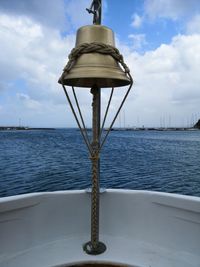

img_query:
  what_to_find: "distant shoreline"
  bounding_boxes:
[0,127,55,131]
[0,126,199,132]
[110,127,199,131]
[84,127,199,132]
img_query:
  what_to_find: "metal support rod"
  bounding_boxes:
[100,87,114,139]
[100,77,133,151]
[98,0,102,25]
[72,87,91,147]
[62,84,92,155]
[83,85,106,255]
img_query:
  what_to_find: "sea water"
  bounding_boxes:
[0,129,200,197]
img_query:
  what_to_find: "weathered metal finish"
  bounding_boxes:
[59,25,130,88]
[75,25,114,46]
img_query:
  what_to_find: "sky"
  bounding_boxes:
[0,0,200,128]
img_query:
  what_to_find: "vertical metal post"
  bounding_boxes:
[84,0,106,255]
[93,0,101,25]
[91,86,101,248]
[86,0,102,25]
[83,86,106,255]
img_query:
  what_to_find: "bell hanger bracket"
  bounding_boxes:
[86,0,102,25]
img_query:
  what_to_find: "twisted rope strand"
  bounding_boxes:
[62,42,130,77]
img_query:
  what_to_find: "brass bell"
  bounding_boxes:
[59,25,131,88]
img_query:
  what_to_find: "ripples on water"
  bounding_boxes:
[0,129,200,197]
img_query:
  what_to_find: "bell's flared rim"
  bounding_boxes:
[58,76,131,88]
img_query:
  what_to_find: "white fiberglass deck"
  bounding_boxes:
[0,190,200,267]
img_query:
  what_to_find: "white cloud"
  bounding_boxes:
[187,15,200,34]
[0,0,97,31]
[121,33,200,127]
[0,14,75,97]
[0,13,78,127]
[17,93,41,110]
[128,34,147,50]
[0,0,66,29]
[65,0,94,29]
[0,10,200,128]
[0,12,107,128]
[131,13,143,28]
[144,0,200,20]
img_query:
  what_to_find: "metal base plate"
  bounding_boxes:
[83,241,106,255]
[68,264,128,267]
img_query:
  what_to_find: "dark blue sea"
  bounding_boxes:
[0,129,200,198]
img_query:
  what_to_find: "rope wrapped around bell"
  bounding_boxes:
[58,25,132,88]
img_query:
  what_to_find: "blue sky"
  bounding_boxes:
[0,0,200,127]
[105,0,179,50]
